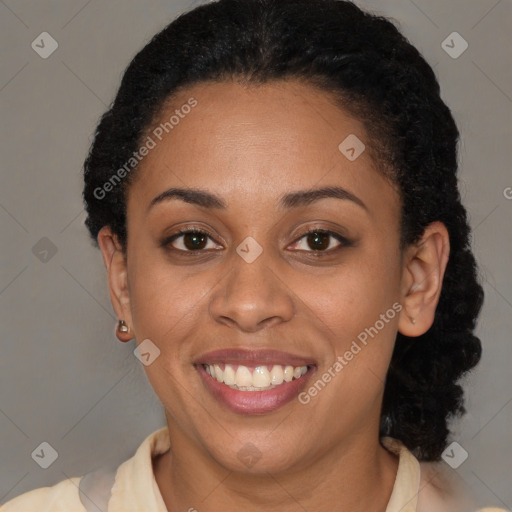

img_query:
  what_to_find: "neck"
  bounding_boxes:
[153,424,399,512]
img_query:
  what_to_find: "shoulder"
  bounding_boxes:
[417,461,509,512]
[0,476,85,512]
[381,437,508,512]
[1,464,119,512]
[475,509,511,512]
[0,427,167,512]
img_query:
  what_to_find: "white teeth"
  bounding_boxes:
[204,363,309,391]
[270,365,284,385]
[235,365,253,387]
[214,364,223,382]
[223,364,236,385]
[252,366,270,388]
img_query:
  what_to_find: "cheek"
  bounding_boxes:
[301,246,401,337]
[303,246,401,400]
[126,257,210,416]
[126,249,211,342]
[301,267,400,424]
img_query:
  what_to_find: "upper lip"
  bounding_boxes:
[194,349,316,367]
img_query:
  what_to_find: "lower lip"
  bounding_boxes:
[196,364,314,415]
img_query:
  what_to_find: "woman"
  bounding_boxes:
[2,0,507,511]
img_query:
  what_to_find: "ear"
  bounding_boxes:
[97,226,133,341]
[398,221,450,337]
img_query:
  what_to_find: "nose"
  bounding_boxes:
[209,247,295,333]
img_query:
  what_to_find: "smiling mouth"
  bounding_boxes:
[201,363,310,391]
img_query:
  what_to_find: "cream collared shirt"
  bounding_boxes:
[1,427,508,512]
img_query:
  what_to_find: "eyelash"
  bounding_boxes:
[161,227,352,256]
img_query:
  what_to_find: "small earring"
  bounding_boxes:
[118,320,129,333]
[410,317,416,324]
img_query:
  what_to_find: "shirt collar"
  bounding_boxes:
[108,427,420,512]
[108,426,170,511]
[382,436,421,512]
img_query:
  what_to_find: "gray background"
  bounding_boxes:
[1,0,511,508]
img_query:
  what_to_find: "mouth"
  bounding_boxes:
[201,362,309,390]
[194,349,316,414]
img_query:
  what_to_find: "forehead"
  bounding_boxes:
[127,80,398,216]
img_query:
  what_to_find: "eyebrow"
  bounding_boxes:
[147,185,368,213]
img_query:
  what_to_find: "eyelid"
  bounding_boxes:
[162,227,222,252]
[289,227,350,252]
[161,225,352,255]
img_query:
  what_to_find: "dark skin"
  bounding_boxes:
[98,80,450,511]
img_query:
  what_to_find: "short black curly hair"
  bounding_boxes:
[82,0,484,461]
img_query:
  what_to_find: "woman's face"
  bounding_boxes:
[119,80,407,472]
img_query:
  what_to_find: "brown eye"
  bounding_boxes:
[290,229,350,253]
[161,228,351,256]
[164,229,221,252]
[306,231,330,251]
